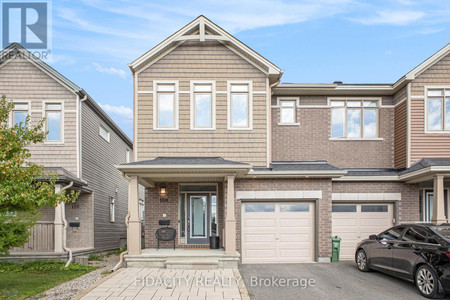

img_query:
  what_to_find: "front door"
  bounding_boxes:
[187,194,210,244]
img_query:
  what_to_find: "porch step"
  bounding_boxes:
[166,259,219,269]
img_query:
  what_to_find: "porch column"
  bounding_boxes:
[127,175,141,255]
[225,175,236,254]
[54,184,64,253]
[432,175,447,224]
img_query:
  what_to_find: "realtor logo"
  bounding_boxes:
[1,1,50,50]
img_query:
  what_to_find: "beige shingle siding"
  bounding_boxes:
[136,40,268,166]
[81,102,129,251]
[0,57,78,174]
[393,86,407,105]
[409,53,450,165]
[394,101,407,169]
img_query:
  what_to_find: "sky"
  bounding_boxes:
[31,0,450,139]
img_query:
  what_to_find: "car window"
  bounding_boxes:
[402,227,427,243]
[379,226,405,241]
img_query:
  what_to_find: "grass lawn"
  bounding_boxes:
[0,260,97,300]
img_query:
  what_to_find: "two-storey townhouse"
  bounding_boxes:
[0,43,133,262]
[118,16,450,267]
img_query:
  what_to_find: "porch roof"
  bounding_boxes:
[398,158,450,183]
[247,161,347,178]
[116,157,252,187]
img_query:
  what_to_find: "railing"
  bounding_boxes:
[11,221,55,252]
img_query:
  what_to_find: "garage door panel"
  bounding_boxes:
[242,202,314,264]
[332,203,393,260]
[332,218,357,226]
[244,234,276,242]
[244,218,276,227]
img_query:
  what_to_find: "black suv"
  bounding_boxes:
[355,224,450,298]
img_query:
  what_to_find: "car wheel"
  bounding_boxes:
[415,265,443,299]
[356,249,370,272]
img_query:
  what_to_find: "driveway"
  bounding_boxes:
[239,261,450,300]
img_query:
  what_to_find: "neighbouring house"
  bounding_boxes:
[0,43,135,261]
[116,15,450,267]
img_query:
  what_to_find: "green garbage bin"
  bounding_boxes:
[331,236,341,262]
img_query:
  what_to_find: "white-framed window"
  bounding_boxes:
[109,197,115,223]
[227,81,252,130]
[126,149,131,163]
[426,88,450,132]
[278,98,298,125]
[11,102,29,127]
[154,81,178,130]
[139,199,145,223]
[45,103,63,143]
[191,81,215,130]
[99,124,110,142]
[330,99,379,139]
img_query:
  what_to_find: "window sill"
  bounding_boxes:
[44,141,65,145]
[329,138,384,141]
[424,130,450,134]
[190,127,216,131]
[227,127,253,131]
[278,122,300,126]
[153,127,179,131]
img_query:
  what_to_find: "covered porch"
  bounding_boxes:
[117,157,252,268]
[399,159,450,224]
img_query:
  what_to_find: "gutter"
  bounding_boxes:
[60,181,74,268]
[111,173,131,272]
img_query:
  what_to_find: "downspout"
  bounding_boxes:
[59,181,74,267]
[111,213,130,272]
[111,173,131,272]
[267,79,280,167]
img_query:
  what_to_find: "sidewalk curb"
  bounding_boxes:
[234,268,251,300]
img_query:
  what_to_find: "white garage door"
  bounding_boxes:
[332,203,394,260]
[241,202,314,264]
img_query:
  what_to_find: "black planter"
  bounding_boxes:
[210,236,220,249]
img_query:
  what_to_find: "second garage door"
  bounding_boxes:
[241,202,314,264]
[332,203,394,260]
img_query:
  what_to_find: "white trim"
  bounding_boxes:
[129,16,282,75]
[237,190,322,200]
[407,83,411,168]
[266,78,271,168]
[332,193,401,201]
[134,73,138,161]
[76,94,80,177]
[329,137,384,141]
[153,80,179,130]
[99,123,110,143]
[327,96,382,105]
[215,91,227,94]
[333,176,399,181]
[405,44,450,80]
[277,97,299,125]
[227,81,253,130]
[9,100,31,127]
[252,91,267,95]
[137,90,153,94]
[190,80,216,130]
[42,100,64,145]
[423,86,450,134]
[411,95,425,99]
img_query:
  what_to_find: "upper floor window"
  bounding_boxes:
[279,99,297,124]
[427,88,450,132]
[228,82,252,130]
[45,103,62,142]
[192,82,215,129]
[99,124,110,142]
[12,103,29,127]
[331,99,379,139]
[155,82,178,129]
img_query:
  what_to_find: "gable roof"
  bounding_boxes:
[0,43,132,147]
[129,15,283,82]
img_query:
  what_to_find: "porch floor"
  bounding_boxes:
[124,248,240,269]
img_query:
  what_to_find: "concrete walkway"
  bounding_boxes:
[78,268,244,300]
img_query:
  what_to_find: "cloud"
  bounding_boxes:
[416,27,445,35]
[351,10,425,25]
[98,103,133,120]
[92,62,127,78]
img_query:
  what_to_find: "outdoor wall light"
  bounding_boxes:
[160,185,167,196]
